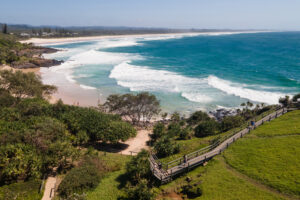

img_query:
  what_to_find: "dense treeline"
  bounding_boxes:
[0,70,136,185]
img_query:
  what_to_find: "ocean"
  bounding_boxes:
[41,32,300,114]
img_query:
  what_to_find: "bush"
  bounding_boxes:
[167,122,182,137]
[221,115,244,132]
[187,111,211,125]
[125,179,154,200]
[195,120,219,138]
[125,150,151,185]
[179,127,193,140]
[58,161,101,197]
[182,184,202,198]
[154,136,180,158]
[150,123,166,144]
[292,93,300,102]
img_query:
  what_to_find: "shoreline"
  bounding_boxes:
[21,31,265,45]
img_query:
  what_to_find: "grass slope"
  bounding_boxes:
[86,152,131,200]
[160,157,283,200]
[224,110,300,196]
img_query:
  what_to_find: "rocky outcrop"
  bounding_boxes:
[12,58,63,69]
[11,47,63,69]
[209,108,238,121]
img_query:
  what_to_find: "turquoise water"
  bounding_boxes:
[44,32,300,114]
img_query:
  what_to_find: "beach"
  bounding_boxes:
[19,31,299,113]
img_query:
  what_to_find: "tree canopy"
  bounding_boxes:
[103,92,161,125]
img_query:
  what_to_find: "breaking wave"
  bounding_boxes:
[110,61,285,104]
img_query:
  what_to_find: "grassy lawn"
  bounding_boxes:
[159,157,284,200]
[87,169,127,200]
[224,110,300,196]
[0,179,43,200]
[86,152,131,200]
[251,110,300,137]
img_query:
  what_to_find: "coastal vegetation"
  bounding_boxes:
[156,109,300,199]
[0,70,136,199]
[102,92,161,125]
[0,66,300,199]
[0,33,61,68]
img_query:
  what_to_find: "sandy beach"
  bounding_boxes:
[21,31,263,45]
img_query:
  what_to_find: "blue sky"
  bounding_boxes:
[1,0,300,30]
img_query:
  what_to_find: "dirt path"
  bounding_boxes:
[42,176,57,200]
[120,129,151,155]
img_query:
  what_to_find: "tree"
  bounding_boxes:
[170,112,180,122]
[221,115,244,132]
[195,120,219,138]
[0,143,43,184]
[187,110,210,125]
[103,92,160,125]
[292,93,300,102]
[2,24,8,34]
[179,127,193,140]
[150,122,166,144]
[154,136,180,158]
[0,70,56,100]
[279,96,290,107]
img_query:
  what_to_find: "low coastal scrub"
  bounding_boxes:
[0,179,43,200]
[58,157,103,197]
[0,70,136,195]
[0,33,61,68]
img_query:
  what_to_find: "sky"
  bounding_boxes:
[1,0,300,30]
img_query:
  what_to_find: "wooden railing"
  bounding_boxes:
[149,107,289,183]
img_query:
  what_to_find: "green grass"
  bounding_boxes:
[86,152,131,200]
[159,157,284,200]
[159,108,277,165]
[87,169,127,200]
[0,179,43,200]
[224,110,300,196]
[224,136,300,196]
[251,110,300,137]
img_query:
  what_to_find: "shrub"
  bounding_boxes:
[187,111,210,125]
[221,115,244,132]
[182,184,202,198]
[167,122,181,137]
[150,122,166,144]
[125,150,151,185]
[58,162,101,197]
[195,120,219,138]
[125,179,154,200]
[154,136,180,158]
[179,127,193,140]
[292,93,300,102]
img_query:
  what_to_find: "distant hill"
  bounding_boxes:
[0,23,251,38]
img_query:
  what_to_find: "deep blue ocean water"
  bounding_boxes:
[44,32,300,113]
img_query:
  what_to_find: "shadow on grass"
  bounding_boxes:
[90,142,129,153]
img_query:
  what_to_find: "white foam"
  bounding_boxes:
[207,75,285,104]
[79,84,97,90]
[96,38,140,48]
[109,61,212,103]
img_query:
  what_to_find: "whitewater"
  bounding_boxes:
[41,32,300,113]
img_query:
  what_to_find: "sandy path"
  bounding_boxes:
[120,129,151,155]
[42,176,57,200]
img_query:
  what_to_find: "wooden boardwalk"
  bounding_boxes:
[149,108,288,183]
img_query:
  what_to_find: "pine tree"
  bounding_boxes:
[2,24,8,34]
